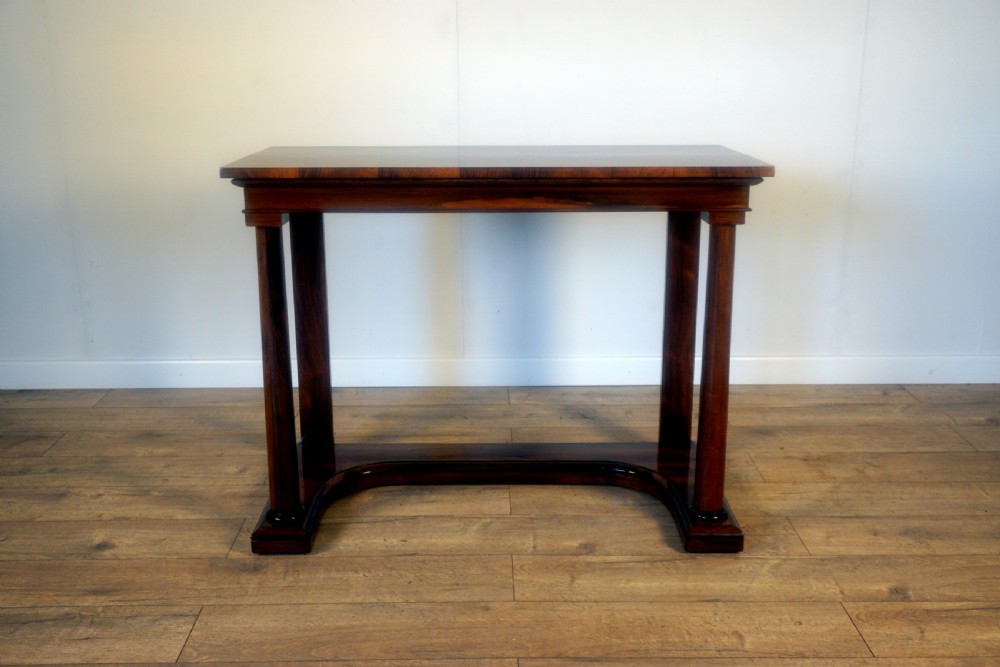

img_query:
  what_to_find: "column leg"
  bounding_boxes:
[254,224,301,524]
[289,212,335,501]
[658,211,701,487]
[693,213,741,520]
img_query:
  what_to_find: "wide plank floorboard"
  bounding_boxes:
[179,601,870,661]
[0,555,514,606]
[0,605,199,664]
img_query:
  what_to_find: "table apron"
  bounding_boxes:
[234,179,759,223]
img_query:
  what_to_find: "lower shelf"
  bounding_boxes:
[249,441,743,555]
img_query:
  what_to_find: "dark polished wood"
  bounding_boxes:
[220,145,775,180]
[695,217,741,520]
[222,146,774,554]
[289,213,335,501]
[658,210,701,491]
[253,225,300,525]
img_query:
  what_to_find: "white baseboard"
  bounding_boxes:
[1,355,998,389]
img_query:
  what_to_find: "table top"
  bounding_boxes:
[220,145,774,180]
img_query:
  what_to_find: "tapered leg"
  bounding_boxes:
[254,225,301,524]
[658,211,701,487]
[290,213,335,501]
[694,213,741,520]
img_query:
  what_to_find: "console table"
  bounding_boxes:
[220,146,774,554]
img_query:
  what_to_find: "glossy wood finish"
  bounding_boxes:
[289,212,335,502]
[694,217,740,520]
[658,210,700,483]
[222,146,774,554]
[253,226,299,525]
[220,145,776,180]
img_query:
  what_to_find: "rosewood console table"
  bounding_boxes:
[220,146,774,554]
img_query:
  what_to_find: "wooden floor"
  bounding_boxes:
[0,384,997,665]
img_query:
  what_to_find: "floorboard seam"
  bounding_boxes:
[176,604,204,662]
[841,600,876,658]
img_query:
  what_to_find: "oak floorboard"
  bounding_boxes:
[0,433,61,457]
[0,485,264,521]
[45,430,265,457]
[790,516,1000,556]
[830,556,1000,602]
[0,406,266,432]
[0,389,108,409]
[174,662,516,667]
[333,386,510,406]
[512,425,658,444]
[143,663,514,667]
[0,555,513,607]
[845,602,1000,657]
[0,605,199,664]
[521,659,1000,666]
[728,424,975,453]
[514,555,844,602]
[335,427,513,444]
[0,519,242,560]
[512,483,996,546]
[904,384,1000,404]
[331,403,659,429]
[507,484,714,516]
[729,384,916,407]
[506,490,802,529]
[517,423,976,453]
[19,662,518,667]
[927,402,1000,425]
[726,481,991,516]
[903,384,1000,426]
[727,403,951,428]
[734,516,814,556]
[178,601,870,661]
[509,386,659,405]
[953,424,1000,451]
[324,485,512,517]
[97,387,265,408]
[0,455,265,487]
[977,482,1000,498]
[513,555,999,603]
[750,451,999,483]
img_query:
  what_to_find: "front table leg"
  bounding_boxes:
[251,222,313,553]
[686,211,744,551]
[289,213,335,501]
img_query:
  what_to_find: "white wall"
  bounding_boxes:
[1,0,998,389]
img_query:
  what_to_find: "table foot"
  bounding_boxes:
[678,498,744,553]
[250,495,323,555]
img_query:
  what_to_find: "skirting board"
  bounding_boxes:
[1,355,998,389]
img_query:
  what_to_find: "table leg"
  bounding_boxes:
[254,225,301,525]
[694,213,741,521]
[658,211,701,488]
[289,213,335,501]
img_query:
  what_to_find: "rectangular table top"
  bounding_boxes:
[220,145,774,181]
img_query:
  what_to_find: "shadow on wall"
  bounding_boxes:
[454,210,666,385]
[316,210,667,387]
